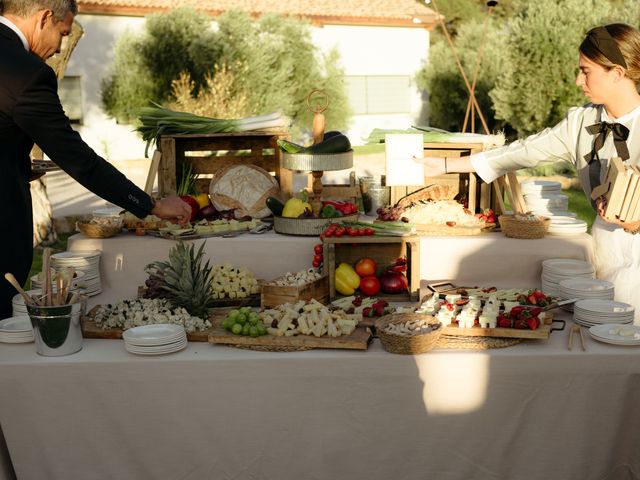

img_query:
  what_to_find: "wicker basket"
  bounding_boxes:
[375,313,443,354]
[77,221,122,239]
[498,214,550,239]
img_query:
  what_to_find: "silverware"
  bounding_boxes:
[568,324,586,351]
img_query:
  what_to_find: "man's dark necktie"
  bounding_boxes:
[584,121,630,207]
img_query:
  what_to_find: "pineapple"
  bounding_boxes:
[145,241,213,319]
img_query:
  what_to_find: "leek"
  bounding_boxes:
[136,104,290,157]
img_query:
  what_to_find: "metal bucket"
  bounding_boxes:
[360,176,386,215]
[26,302,84,356]
[365,187,390,216]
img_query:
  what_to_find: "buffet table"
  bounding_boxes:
[1,324,639,480]
[66,230,595,307]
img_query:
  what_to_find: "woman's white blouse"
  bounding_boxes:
[471,103,640,199]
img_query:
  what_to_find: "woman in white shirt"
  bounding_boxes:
[419,24,640,312]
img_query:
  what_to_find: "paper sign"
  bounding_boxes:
[384,134,425,186]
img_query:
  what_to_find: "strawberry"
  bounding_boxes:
[362,307,372,317]
[513,318,527,329]
[527,294,538,305]
[374,303,386,316]
[497,315,512,328]
[526,317,540,330]
[352,296,363,307]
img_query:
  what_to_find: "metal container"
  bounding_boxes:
[26,302,84,356]
[360,176,386,215]
[365,187,390,216]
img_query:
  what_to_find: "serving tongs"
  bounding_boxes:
[568,324,586,351]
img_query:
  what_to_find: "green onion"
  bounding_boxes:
[136,104,290,157]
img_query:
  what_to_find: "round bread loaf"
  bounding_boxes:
[209,164,280,218]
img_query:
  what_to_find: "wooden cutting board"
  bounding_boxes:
[81,305,229,342]
[441,323,551,339]
[208,320,372,350]
[413,223,495,236]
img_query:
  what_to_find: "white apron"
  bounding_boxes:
[592,216,640,323]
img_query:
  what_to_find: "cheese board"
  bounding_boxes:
[208,319,372,350]
[81,305,221,342]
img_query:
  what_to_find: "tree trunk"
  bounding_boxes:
[30,21,84,247]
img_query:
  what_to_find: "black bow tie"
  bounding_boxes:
[584,121,630,163]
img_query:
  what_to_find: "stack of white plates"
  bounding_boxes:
[573,299,635,327]
[521,180,562,196]
[0,316,34,343]
[12,289,42,317]
[547,216,588,236]
[557,278,614,311]
[31,270,86,290]
[588,324,640,346]
[521,180,574,218]
[122,324,187,355]
[541,259,595,296]
[51,251,102,296]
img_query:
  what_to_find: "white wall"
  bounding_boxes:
[311,25,430,144]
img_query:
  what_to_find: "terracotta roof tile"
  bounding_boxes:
[77,0,441,27]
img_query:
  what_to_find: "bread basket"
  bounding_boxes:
[375,313,442,354]
[498,214,550,239]
[76,220,121,239]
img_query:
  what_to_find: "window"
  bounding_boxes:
[344,75,412,115]
[58,76,83,124]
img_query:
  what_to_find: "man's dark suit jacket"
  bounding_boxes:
[0,22,153,318]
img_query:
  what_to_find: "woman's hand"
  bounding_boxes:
[412,156,447,177]
[596,195,640,232]
[151,196,192,225]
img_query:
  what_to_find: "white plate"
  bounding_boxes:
[125,339,187,355]
[123,324,186,345]
[0,335,34,344]
[588,324,640,345]
[124,332,186,347]
[559,278,614,292]
[0,316,32,333]
[574,299,634,315]
[542,259,594,275]
[51,251,101,260]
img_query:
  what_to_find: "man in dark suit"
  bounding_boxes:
[0,0,191,318]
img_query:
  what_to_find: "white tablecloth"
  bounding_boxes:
[1,322,639,480]
[66,231,595,307]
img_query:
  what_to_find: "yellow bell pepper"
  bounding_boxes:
[193,193,211,209]
[282,198,312,218]
[335,263,360,296]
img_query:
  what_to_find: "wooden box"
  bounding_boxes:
[592,156,640,222]
[323,236,420,302]
[261,275,329,308]
[158,131,288,196]
[390,142,497,214]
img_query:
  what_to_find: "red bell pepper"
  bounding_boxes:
[322,200,357,215]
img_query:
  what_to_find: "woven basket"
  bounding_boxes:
[77,221,121,239]
[498,214,550,239]
[375,313,443,354]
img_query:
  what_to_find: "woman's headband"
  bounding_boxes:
[581,26,627,69]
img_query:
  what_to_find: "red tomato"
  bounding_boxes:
[312,259,321,268]
[314,244,323,255]
[359,276,381,296]
[355,258,377,277]
[364,228,375,236]
[313,254,323,263]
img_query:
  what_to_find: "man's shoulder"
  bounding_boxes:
[0,37,52,92]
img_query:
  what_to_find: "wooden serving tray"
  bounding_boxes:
[208,319,372,350]
[374,220,494,236]
[81,305,236,342]
[441,323,551,340]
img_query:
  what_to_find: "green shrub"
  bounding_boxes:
[101,7,350,134]
[489,0,634,136]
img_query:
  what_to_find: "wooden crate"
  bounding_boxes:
[323,236,420,302]
[261,275,329,308]
[157,131,288,196]
[390,142,496,214]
